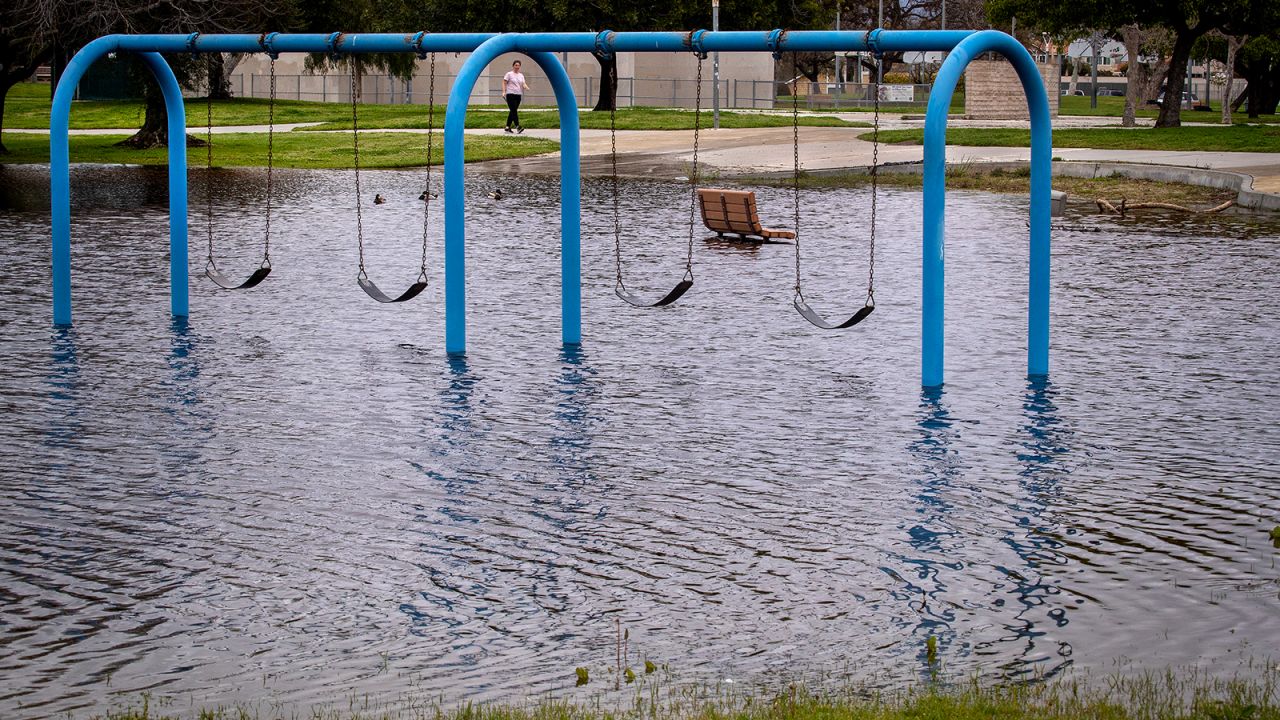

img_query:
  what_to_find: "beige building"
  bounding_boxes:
[229,50,776,108]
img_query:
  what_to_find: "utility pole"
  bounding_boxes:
[1090,32,1100,109]
[877,0,884,85]
[833,3,842,108]
[712,0,720,129]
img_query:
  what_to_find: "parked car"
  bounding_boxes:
[1098,88,1126,97]
[1155,90,1199,105]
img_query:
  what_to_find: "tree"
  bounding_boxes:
[989,0,1279,128]
[25,0,296,149]
[1235,33,1280,117]
[0,0,51,154]
[1119,24,1171,127]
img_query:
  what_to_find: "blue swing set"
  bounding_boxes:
[47,29,1053,388]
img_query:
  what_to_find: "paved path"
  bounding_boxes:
[14,115,1278,199]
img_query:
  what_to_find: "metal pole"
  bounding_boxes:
[712,0,720,129]
[51,39,190,325]
[834,3,842,107]
[878,0,885,85]
[444,36,583,353]
[1091,32,1099,109]
[923,30,1051,386]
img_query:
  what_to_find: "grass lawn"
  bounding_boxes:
[1057,94,1280,124]
[871,124,1280,152]
[3,82,865,131]
[0,131,557,169]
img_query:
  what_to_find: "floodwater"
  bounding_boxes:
[0,164,1278,718]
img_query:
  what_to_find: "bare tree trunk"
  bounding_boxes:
[116,82,202,149]
[208,52,233,100]
[116,85,169,148]
[0,84,9,155]
[592,53,617,112]
[1221,34,1246,125]
[1156,30,1199,128]
[1068,54,1080,94]
[1121,26,1143,127]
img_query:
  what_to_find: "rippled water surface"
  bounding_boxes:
[1,164,1278,718]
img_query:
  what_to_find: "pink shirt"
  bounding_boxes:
[503,71,525,95]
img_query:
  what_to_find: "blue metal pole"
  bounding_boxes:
[137,52,191,319]
[51,41,191,324]
[50,36,119,326]
[92,30,980,56]
[527,51,582,347]
[444,36,585,354]
[921,30,1051,387]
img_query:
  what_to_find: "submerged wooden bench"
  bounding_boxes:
[697,188,796,241]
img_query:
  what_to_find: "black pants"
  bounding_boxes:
[505,94,522,128]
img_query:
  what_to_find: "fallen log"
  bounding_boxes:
[1095,197,1235,214]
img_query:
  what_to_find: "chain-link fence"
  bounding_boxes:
[231,72,935,110]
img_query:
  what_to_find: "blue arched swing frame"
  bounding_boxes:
[48,29,1051,388]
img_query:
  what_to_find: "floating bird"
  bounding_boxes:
[487,189,504,200]
[374,194,387,205]
[419,190,438,201]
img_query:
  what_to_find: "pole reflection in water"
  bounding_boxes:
[550,345,600,493]
[400,356,487,661]
[46,329,82,450]
[986,378,1075,677]
[894,387,964,676]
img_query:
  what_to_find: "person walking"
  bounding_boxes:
[502,60,530,134]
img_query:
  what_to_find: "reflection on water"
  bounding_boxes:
[0,165,1278,717]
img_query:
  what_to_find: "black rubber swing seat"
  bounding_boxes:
[359,276,429,304]
[794,298,875,330]
[616,278,693,308]
[206,265,272,290]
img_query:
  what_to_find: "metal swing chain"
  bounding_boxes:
[205,54,216,272]
[350,59,367,280]
[791,53,803,299]
[867,59,879,307]
[263,55,275,269]
[419,51,436,284]
[683,56,703,277]
[610,96,624,289]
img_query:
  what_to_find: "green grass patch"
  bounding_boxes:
[1054,94,1279,124]
[4,82,864,132]
[871,124,1280,152]
[0,131,556,169]
[747,166,1235,208]
[71,666,1280,720]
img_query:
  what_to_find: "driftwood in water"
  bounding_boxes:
[1095,196,1235,216]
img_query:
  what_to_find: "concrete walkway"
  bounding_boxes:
[15,115,1278,205]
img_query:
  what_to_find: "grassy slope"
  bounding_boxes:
[0,131,556,169]
[871,125,1280,152]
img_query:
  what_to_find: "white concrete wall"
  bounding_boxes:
[228,50,776,108]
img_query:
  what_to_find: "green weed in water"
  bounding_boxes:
[575,667,589,686]
[1270,525,1280,548]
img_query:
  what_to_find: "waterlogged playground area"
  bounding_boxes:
[1,28,1278,720]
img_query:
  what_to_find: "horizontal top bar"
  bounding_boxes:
[109,30,978,56]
